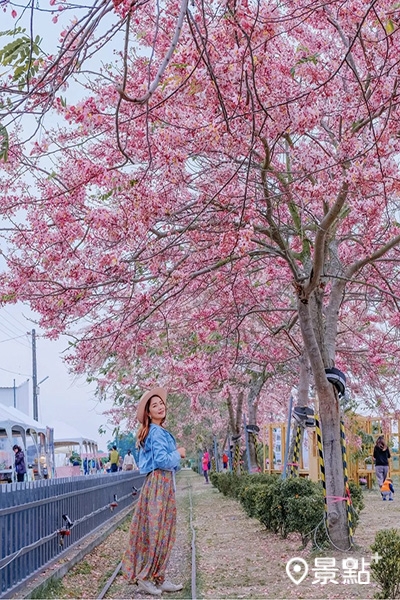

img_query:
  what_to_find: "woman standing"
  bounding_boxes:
[122,387,185,596]
[12,445,26,482]
[373,435,391,488]
[202,451,210,483]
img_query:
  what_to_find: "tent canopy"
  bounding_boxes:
[54,421,98,456]
[0,404,47,436]
[0,405,49,480]
[52,421,97,447]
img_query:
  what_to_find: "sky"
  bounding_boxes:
[0,302,115,450]
[0,5,123,450]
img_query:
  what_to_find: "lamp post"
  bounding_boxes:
[36,376,49,422]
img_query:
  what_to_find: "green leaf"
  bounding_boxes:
[386,19,395,34]
[0,31,43,88]
[0,292,15,301]
[0,123,9,162]
[171,62,189,68]
[0,27,27,38]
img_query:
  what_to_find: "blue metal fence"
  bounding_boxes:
[0,471,145,597]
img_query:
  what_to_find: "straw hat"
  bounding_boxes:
[136,387,168,424]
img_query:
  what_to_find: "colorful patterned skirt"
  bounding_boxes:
[122,469,176,584]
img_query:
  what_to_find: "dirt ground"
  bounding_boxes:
[43,470,400,599]
[192,474,397,600]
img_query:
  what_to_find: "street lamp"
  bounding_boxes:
[37,375,49,396]
[35,376,49,421]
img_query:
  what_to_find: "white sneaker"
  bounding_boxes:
[158,581,183,593]
[137,579,162,596]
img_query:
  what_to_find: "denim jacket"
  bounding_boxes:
[138,424,181,475]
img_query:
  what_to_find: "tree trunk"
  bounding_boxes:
[298,298,350,550]
[287,350,310,474]
[247,372,267,472]
[226,391,244,474]
[248,398,260,471]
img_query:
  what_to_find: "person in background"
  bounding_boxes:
[202,451,209,484]
[109,445,119,473]
[222,452,229,470]
[118,455,124,471]
[83,457,89,475]
[122,449,137,471]
[373,435,391,488]
[13,445,26,483]
[122,387,185,596]
[381,477,395,501]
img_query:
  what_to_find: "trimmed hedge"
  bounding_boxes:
[210,472,364,548]
[371,529,400,599]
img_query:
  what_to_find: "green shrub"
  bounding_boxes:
[228,473,255,497]
[254,478,283,534]
[370,529,400,599]
[348,481,364,529]
[254,477,327,546]
[210,472,234,496]
[211,471,364,549]
[348,481,364,511]
[241,472,275,486]
[284,494,326,547]
[210,471,252,497]
[209,471,219,488]
[238,483,267,518]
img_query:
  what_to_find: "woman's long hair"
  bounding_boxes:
[375,435,387,451]
[136,396,166,448]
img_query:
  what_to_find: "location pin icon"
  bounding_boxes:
[286,557,309,585]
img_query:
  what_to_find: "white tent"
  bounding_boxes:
[52,421,99,471]
[0,405,49,481]
[0,404,48,436]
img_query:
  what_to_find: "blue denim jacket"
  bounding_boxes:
[138,423,181,474]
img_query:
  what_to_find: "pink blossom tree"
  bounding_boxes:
[2,0,400,547]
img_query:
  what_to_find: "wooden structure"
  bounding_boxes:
[261,422,319,480]
[348,415,400,488]
[260,415,400,488]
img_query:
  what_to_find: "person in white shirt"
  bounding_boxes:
[122,449,137,471]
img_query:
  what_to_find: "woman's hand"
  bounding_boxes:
[177,447,186,458]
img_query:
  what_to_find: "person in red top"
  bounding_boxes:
[202,451,209,483]
[222,452,229,470]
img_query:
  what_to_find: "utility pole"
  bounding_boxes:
[31,328,38,421]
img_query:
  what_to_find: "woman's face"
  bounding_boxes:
[148,396,166,425]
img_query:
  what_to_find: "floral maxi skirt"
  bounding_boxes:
[122,469,176,584]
